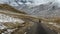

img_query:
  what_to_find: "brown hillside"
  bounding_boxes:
[0,4,26,14]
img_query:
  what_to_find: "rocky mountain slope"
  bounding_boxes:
[1,0,60,18]
[0,0,60,34]
[0,4,40,34]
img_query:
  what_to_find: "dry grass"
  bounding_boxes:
[0,4,26,14]
[40,17,60,34]
[41,17,60,24]
[0,4,39,34]
[1,4,60,34]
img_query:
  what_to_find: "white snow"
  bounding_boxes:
[9,2,19,6]
[2,33,5,34]
[18,2,23,5]
[0,0,8,3]
[0,14,24,24]
[0,13,25,34]
[49,22,54,24]
[0,0,54,6]
[0,24,6,29]
[1,0,60,7]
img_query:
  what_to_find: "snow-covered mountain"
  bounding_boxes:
[0,0,54,6]
[0,0,59,7]
[1,0,60,17]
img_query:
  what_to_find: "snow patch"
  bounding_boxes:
[9,2,19,6]
[0,14,24,24]
[49,22,54,24]
[0,24,6,29]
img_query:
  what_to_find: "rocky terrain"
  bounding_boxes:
[0,1,60,34]
[0,4,40,34]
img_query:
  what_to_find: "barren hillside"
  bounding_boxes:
[0,4,60,34]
